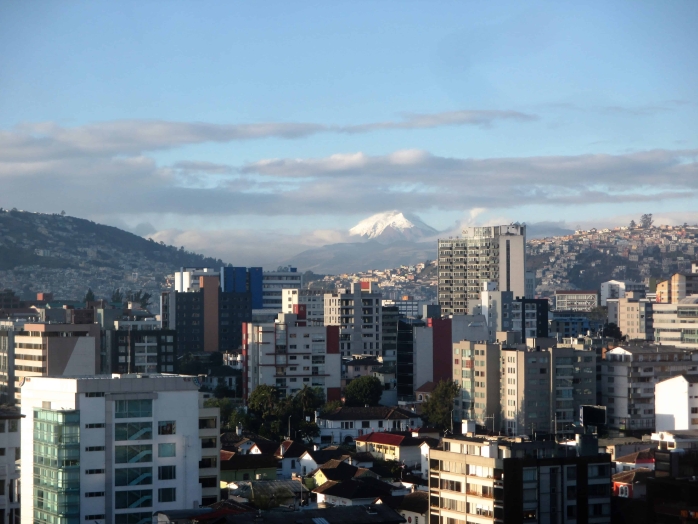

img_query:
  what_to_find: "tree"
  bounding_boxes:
[344,376,383,407]
[111,288,124,303]
[587,306,608,322]
[320,399,343,415]
[640,214,654,229]
[248,385,279,418]
[421,380,461,431]
[84,288,95,303]
[204,397,236,426]
[126,289,152,309]
[629,220,636,228]
[603,323,623,340]
[294,385,324,415]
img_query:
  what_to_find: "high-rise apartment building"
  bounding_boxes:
[20,374,220,524]
[599,280,646,306]
[654,297,698,348]
[601,345,698,432]
[242,311,341,401]
[429,434,612,524]
[283,289,325,324]
[452,341,500,428]
[0,407,21,524]
[5,323,100,405]
[103,321,177,375]
[381,305,399,364]
[324,282,382,358]
[161,274,252,354]
[262,267,302,311]
[606,294,654,341]
[655,272,698,304]
[554,291,599,312]
[501,344,596,438]
[438,225,526,315]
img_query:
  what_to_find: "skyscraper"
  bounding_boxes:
[438,224,526,315]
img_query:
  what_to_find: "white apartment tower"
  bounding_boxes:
[243,312,342,402]
[324,282,382,358]
[21,374,221,524]
[283,289,325,324]
[438,225,526,316]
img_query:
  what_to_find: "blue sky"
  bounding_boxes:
[1,1,696,264]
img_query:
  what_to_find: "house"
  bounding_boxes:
[355,432,437,468]
[612,468,653,499]
[249,438,281,455]
[414,382,436,403]
[309,458,378,488]
[219,451,279,483]
[397,491,429,524]
[298,447,350,476]
[597,437,649,461]
[273,440,308,479]
[221,433,278,454]
[226,479,311,509]
[614,449,655,472]
[316,406,423,445]
[313,477,400,506]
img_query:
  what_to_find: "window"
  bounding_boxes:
[158,443,176,457]
[200,457,217,469]
[85,446,105,452]
[115,399,152,419]
[86,469,105,475]
[85,423,105,428]
[8,420,17,432]
[566,466,577,481]
[158,487,176,503]
[115,422,152,441]
[85,392,105,397]
[199,418,217,429]
[85,492,105,497]
[159,465,176,480]
[201,437,217,449]
[378,421,383,428]
[200,476,217,488]
[522,468,537,481]
[115,489,153,509]
[85,516,105,521]
[115,467,152,486]
[362,421,370,428]
[115,445,152,464]
[158,420,176,435]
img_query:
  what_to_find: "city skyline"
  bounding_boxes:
[1,1,697,266]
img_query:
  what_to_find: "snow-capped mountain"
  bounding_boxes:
[349,210,438,243]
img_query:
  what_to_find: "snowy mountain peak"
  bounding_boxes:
[349,210,437,243]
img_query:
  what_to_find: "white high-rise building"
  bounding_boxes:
[599,280,646,306]
[21,374,221,524]
[324,282,382,358]
[438,225,526,316]
[262,267,302,311]
[282,289,325,324]
[655,374,698,431]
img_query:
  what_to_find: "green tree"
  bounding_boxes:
[640,214,654,229]
[587,306,607,322]
[84,288,95,303]
[320,399,343,415]
[344,376,383,407]
[248,385,279,418]
[603,323,623,340]
[421,380,461,431]
[294,385,324,415]
[126,289,152,309]
[204,397,236,426]
[629,219,636,228]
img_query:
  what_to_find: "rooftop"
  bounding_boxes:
[321,406,418,421]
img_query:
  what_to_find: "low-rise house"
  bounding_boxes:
[315,406,423,445]
[313,477,400,506]
[614,449,655,472]
[298,447,350,476]
[220,451,279,483]
[612,468,653,499]
[355,432,437,468]
[597,437,650,461]
[274,440,307,479]
[309,459,377,488]
[397,491,429,524]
